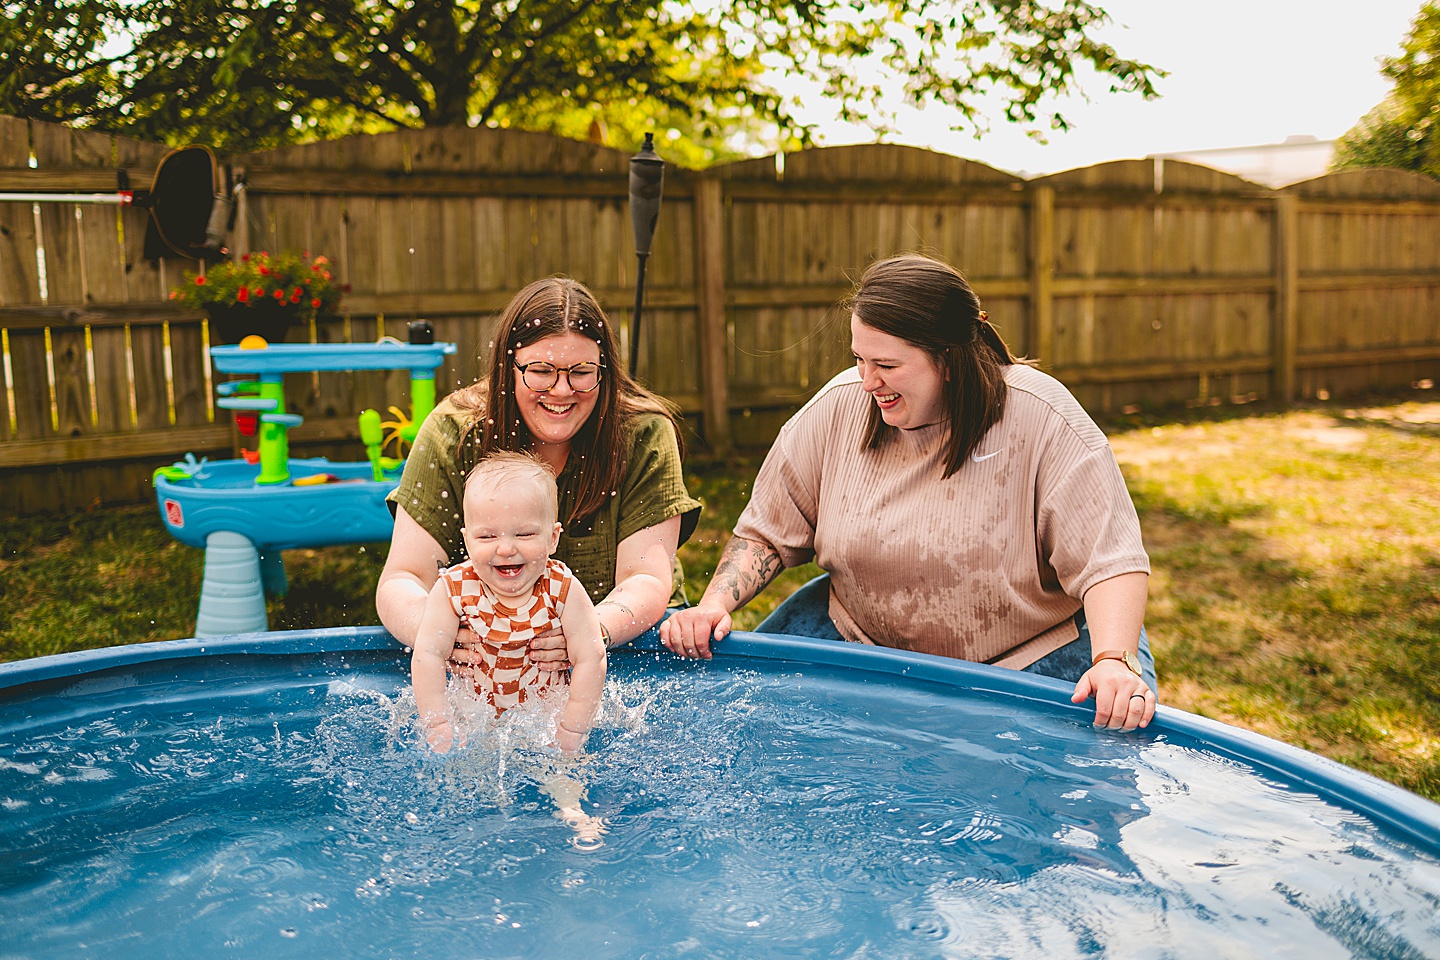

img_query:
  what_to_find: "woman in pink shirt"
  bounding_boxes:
[660,254,1157,732]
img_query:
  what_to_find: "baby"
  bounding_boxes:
[411,450,606,755]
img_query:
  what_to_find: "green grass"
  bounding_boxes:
[3,392,1438,800]
[0,509,389,662]
[1107,399,1440,801]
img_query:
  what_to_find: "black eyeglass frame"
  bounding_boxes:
[513,360,605,393]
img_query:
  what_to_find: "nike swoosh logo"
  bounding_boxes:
[972,449,1004,462]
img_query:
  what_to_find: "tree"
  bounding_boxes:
[1,0,1159,163]
[1334,2,1440,178]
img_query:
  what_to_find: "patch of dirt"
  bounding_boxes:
[1111,439,1241,467]
[1288,425,1367,448]
[1336,401,1440,437]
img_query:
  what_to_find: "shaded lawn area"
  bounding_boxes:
[2,395,1437,800]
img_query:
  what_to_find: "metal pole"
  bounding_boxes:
[0,192,135,204]
[630,253,649,373]
[628,133,665,375]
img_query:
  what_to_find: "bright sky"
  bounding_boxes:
[798,0,1424,177]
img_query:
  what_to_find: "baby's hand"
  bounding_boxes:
[423,718,460,753]
[555,722,588,754]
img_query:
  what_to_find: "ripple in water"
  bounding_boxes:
[1,649,1437,959]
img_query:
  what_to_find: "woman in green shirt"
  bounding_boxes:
[376,276,701,659]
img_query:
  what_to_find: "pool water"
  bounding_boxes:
[2,645,1438,959]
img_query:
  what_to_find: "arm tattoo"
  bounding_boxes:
[709,536,785,608]
[597,600,637,624]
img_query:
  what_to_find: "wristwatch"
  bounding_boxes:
[1091,649,1143,678]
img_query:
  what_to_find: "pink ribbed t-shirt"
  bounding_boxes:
[733,364,1149,668]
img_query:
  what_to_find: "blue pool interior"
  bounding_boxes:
[2,629,1438,959]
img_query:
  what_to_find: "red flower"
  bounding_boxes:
[168,290,177,300]
[237,286,249,303]
[252,286,264,297]
[273,289,285,300]
[310,297,321,308]
[195,275,206,285]
[259,265,271,276]
[240,253,250,262]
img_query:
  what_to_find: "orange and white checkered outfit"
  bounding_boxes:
[440,557,573,714]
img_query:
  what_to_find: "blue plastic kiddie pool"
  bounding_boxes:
[2,628,1437,958]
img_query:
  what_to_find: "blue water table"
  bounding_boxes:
[153,334,456,637]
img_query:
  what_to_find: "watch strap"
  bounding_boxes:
[1091,648,1142,678]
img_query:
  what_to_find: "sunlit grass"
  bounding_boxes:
[1111,405,1440,800]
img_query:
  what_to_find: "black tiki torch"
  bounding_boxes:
[628,133,665,375]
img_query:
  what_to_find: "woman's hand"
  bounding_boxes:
[1075,572,1153,730]
[659,535,781,660]
[1071,659,1155,731]
[659,601,732,659]
[527,622,572,672]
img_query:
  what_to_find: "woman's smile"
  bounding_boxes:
[850,315,947,429]
[513,332,602,465]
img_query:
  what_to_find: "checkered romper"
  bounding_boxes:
[440,557,574,714]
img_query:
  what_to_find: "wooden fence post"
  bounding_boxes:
[693,175,732,455]
[1273,194,1299,403]
[1028,185,1055,368]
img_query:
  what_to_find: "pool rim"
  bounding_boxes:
[3,625,1438,854]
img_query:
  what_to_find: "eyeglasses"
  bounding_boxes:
[514,360,604,393]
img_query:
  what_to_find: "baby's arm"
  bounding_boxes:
[556,585,607,753]
[412,580,462,752]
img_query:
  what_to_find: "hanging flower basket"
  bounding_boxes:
[171,251,347,345]
[201,299,298,345]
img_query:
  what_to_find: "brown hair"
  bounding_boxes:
[452,276,683,525]
[846,254,1017,478]
[466,450,559,526]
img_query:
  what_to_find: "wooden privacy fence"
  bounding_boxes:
[3,117,1439,514]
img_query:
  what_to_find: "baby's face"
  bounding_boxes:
[460,480,562,601]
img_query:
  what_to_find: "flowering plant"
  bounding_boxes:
[171,250,345,327]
